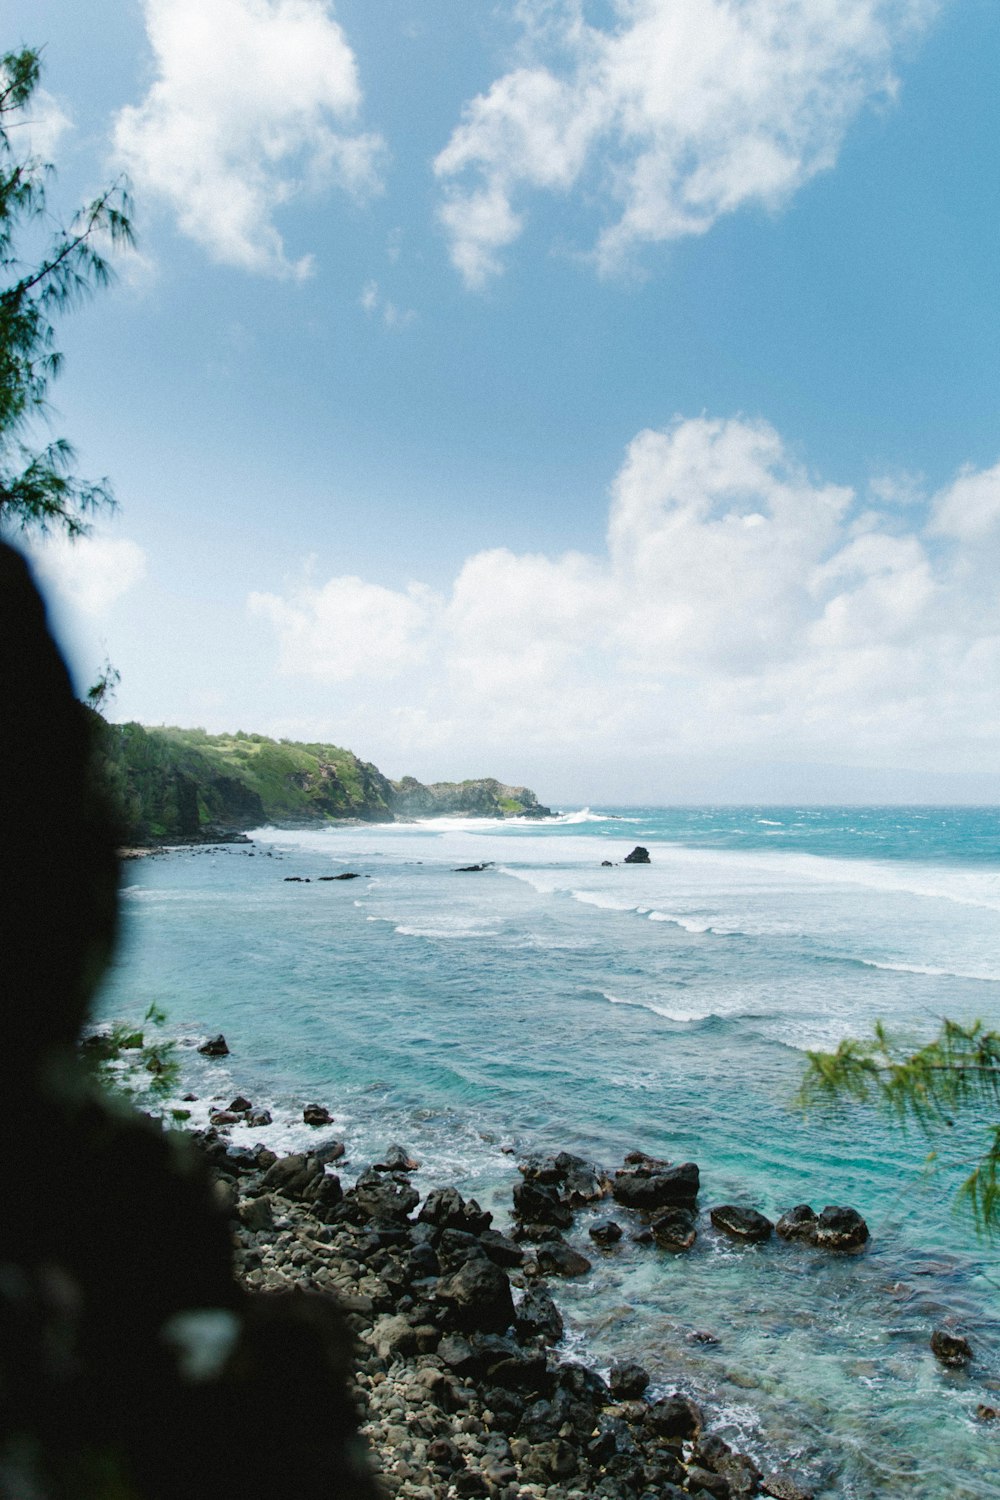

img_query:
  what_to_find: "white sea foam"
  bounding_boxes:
[854,956,1000,984]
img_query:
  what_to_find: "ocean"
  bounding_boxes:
[99,806,1000,1497]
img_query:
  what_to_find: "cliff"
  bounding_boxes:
[90,718,551,842]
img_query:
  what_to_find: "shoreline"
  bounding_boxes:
[188,1108,819,1500]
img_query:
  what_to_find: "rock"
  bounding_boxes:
[283,876,310,882]
[418,1186,492,1236]
[375,1144,420,1173]
[612,1160,699,1210]
[696,1435,763,1498]
[435,1258,515,1334]
[247,1109,272,1127]
[535,1240,592,1278]
[303,1103,332,1126]
[512,1180,573,1228]
[514,1284,564,1344]
[710,1205,774,1243]
[589,1219,623,1247]
[261,1152,324,1199]
[687,1465,732,1498]
[238,1194,274,1232]
[762,1472,815,1500]
[209,1111,240,1126]
[609,1361,650,1399]
[197,1033,229,1056]
[931,1328,972,1367]
[478,1229,525,1268]
[687,1329,720,1346]
[976,1404,998,1421]
[454,863,492,872]
[775,1205,818,1242]
[601,860,613,866]
[229,1096,253,1113]
[650,1206,698,1251]
[344,1169,419,1225]
[371,1313,419,1360]
[313,1139,346,1164]
[645,1393,702,1440]
[327,872,360,880]
[556,1153,609,1205]
[623,846,650,864]
[813,1205,869,1251]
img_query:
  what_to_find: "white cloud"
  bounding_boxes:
[359,278,417,330]
[114,0,384,277]
[17,86,74,160]
[32,534,148,618]
[435,0,938,285]
[250,415,1000,773]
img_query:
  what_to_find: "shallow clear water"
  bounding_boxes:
[100,807,1000,1497]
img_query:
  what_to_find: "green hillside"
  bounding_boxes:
[89,717,549,842]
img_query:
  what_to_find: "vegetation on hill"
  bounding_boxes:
[89,718,550,842]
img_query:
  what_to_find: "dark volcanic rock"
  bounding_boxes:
[646,1393,703,1440]
[513,1179,574,1228]
[651,1205,698,1251]
[589,1218,623,1247]
[303,1102,333,1126]
[374,1144,420,1173]
[229,1096,253,1113]
[435,1257,516,1334]
[612,1159,700,1210]
[535,1239,592,1278]
[418,1185,493,1236]
[813,1204,869,1251]
[515,1283,564,1344]
[931,1328,973,1367]
[710,1204,774,1243]
[609,1360,650,1399]
[344,1167,419,1225]
[261,1152,325,1199]
[776,1204,818,1242]
[696,1434,763,1498]
[623,846,651,863]
[198,1033,229,1056]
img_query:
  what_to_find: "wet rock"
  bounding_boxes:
[261,1152,324,1199]
[198,1033,229,1055]
[303,1103,333,1126]
[612,1159,700,1210]
[609,1361,650,1399]
[344,1169,419,1225]
[976,1403,998,1421]
[650,1206,698,1251]
[514,1283,564,1344]
[478,1228,525,1268]
[762,1472,815,1500]
[686,1329,720,1346]
[454,863,492,872]
[435,1257,516,1334]
[813,1205,869,1251]
[209,1110,241,1126]
[687,1464,732,1498]
[775,1204,818,1242]
[710,1205,774,1243]
[513,1179,573,1228]
[931,1328,972,1367]
[696,1435,763,1498]
[229,1096,253,1113]
[535,1239,592,1278]
[645,1393,703,1440]
[418,1185,493,1236]
[624,846,650,863]
[247,1109,272,1127]
[590,1219,623,1247]
[601,859,613,866]
[375,1144,420,1173]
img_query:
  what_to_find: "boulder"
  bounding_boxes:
[435,1257,515,1334]
[535,1240,592,1278]
[512,1179,573,1228]
[813,1205,869,1251]
[609,1360,650,1399]
[238,1194,274,1233]
[371,1313,418,1361]
[247,1109,272,1127]
[931,1328,972,1367]
[650,1206,698,1251]
[612,1160,699,1210]
[601,859,613,866]
[710,1204,774,1243]
[775,1204,818,1242]
[623,847,651,864]
[514,1284,564,1345]
[418,1185,493,1236]
[374,1144,420,1173]
[696,1435,763,1499]
[209,1111,240,1127]
[228,1096,253,1113]
[478,1228,525,1268]
[261,1152,324,1199]
[344,1168,419,1225]
[197,1033,229,1056]
[762,1473,815,1500]
[645,1393,702,1440]
[589,1219,623,1247]
[303,1103,332,1126]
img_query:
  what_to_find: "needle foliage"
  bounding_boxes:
[0,46,133,537]
[799,1018,1000,1235]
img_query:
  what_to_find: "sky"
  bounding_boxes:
[6,0,1000,803]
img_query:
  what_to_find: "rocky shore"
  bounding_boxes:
[189,1110,842,1500]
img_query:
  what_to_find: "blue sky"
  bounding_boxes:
[8,0,1000,802]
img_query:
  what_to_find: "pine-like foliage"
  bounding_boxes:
[800,1019,1000,1235]
[0,47,133,536]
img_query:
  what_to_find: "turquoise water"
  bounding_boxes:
[100,807,1000,1496]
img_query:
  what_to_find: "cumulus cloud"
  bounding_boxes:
[435,0,938,285]
[32,534,148,618]
[250,415,1000,771]
[114,0,383,277]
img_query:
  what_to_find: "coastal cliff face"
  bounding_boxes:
[90,718,550,842]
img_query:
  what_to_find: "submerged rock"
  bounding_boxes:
[198,1033,230,1056]
[589,1219,623,1247]
[776,1204,818,1242]
[303,1103,333,1126]
[651,1205,698,1251]
[931,1328,973,1367]
[813,1205,869,1251]
[710,1204,774,1243]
